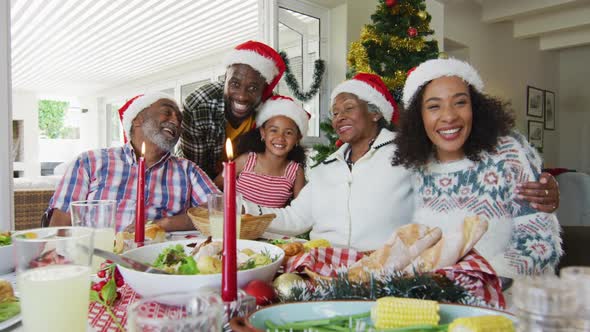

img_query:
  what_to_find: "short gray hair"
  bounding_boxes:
[367,102,383,117]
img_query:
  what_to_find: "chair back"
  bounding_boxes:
[556,172,590,226]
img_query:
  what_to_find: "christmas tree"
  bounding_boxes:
[311,0,439,165]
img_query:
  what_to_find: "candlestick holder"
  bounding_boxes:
[222,290,257,330]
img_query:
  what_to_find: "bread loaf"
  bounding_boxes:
[114,223,166,253]
[348,224,442,282]
[405,216,488,273]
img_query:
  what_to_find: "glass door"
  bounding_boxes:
[276,1,329,139]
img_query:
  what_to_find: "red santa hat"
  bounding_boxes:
[256,95,310,135]
[118,92,177,142]
[330,73,399,124]
[403,58,484,106]
[223,40,286,101]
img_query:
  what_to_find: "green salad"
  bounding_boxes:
[152,243,276,275]
[0,232,11,247]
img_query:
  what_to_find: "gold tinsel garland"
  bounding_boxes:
[348,26,428,90]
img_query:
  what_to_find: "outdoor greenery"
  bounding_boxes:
[38,99,69,139]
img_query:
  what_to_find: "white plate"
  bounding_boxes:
[0,314,21,331]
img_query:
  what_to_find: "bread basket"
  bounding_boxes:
[187,207,275,240]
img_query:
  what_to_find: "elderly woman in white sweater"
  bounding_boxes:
[243,72,559,252]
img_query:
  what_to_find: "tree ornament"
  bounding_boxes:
[385,0,397,7]
[273,273,304,298]
[418,10,428,20]
[407,27,418,38]
[439,51,449,59]
[243,279,276,305]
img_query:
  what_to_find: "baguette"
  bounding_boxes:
[405,216,488,273]
[348,224,442,282]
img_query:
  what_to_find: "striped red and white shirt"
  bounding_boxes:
[236,152,299,208]
[49,143,219,231]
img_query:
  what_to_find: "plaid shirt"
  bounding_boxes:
[177,81,227,179]
[49,143,219,231]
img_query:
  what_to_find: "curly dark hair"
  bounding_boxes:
[235,125,307,167]
[392,85,515,170]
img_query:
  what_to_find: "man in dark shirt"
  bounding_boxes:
[178,40,286,179]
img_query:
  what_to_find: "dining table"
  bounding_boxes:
[0,230,522,332]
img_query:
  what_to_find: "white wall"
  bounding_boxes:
[559,46,590,173]
[443,1,560,166]
[12,90,40,176]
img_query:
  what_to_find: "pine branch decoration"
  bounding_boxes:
[310,119,340,167]
[279,269,491,308]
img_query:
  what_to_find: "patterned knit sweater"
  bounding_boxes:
[412,133,562,278]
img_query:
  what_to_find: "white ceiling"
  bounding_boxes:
[478,0,590,51]
[10,0,259,95]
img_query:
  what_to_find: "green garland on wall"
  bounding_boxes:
[280,51,326,102]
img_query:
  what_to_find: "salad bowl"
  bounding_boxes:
[118,239,284,298]
[0,232,14,274]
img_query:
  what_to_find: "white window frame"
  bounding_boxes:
[268,0,330,143]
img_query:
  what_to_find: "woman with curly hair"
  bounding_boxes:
[214,95,307,208]
[393,58,562,278]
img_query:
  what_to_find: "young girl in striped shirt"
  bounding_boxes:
[214,95,308,208]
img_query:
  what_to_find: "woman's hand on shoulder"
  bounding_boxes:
[516,172,559,213]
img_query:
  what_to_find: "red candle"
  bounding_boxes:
[135,142,146,243]
[221,138,237,301]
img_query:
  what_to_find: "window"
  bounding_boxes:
[276,2,329,139]
[181,79,211,105]
[106,102,123,147]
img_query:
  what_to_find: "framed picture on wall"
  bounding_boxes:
[528,120,544,150]
[526,86,544,118]
[544,90,555,130]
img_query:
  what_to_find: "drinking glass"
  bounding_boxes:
[70,200,116,272]
[13,227,94,332]
[127,292,224,332]
[561,266,590,318]
[207,193,242,239]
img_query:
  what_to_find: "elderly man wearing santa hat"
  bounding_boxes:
[178,40,286,179]
[47,93,219,231]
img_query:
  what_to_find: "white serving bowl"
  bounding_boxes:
[0,244,15,274]
[118,239,284,298]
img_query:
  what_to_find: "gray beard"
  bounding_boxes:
[141,118,178,152]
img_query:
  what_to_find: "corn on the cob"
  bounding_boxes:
[449,315,515,332]
[370,296,440,329]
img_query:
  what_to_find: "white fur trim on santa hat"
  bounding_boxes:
[256,98,309,135]
[121,92,177,140]
[330,80,394,123]
[403,58,484,107]
[223,49,278,84]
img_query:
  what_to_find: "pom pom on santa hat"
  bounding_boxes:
[330,73,399,124]
[118,92,177,142]
[402,58,484,106]
[256,95,310,135]
[223,40,286,101]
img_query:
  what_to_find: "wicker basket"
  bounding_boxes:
[187,207,275,240]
